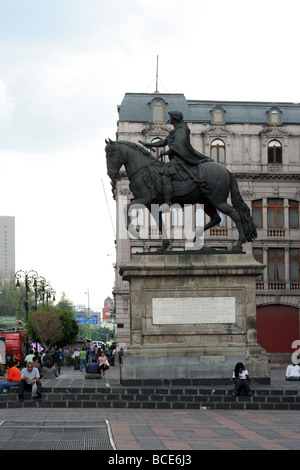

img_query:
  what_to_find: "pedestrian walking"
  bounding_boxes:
[80,348,88,372]
[53,348,62,374]
[97,351,109,379]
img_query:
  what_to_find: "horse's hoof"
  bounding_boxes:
[232,245,243,253]
[156,241,170,253]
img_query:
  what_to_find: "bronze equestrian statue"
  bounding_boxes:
[105,111,257,253]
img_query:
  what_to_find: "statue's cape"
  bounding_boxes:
[166,123,212,164]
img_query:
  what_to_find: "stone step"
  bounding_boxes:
[1,387,300,410]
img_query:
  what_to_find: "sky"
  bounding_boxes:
[0,0,299,310]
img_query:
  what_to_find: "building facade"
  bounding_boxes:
[112,93,300,362]
[0,216,15,278]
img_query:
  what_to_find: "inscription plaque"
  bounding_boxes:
[152,297,236,324]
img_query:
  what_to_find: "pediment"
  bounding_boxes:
[259,126,291,138]
[147,96,168,107]
[205,125,234,137]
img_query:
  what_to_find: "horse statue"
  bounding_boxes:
[105,138,257,253]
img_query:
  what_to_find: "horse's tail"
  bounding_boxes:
[229,171,257,242]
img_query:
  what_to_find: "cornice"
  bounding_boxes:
[233,172,300,180]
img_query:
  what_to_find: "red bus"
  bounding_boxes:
[0,330,28,364]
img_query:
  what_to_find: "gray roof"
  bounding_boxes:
[118,93,300,125]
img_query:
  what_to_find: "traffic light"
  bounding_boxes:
[16,320,22,326]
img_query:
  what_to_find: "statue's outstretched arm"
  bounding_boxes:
[139,138,167,149]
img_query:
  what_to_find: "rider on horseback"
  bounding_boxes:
[141,111,213,208]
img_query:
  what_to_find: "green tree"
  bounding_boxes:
[28,306,79,348]
[55,292,75,313]
[0,275,35,323]
[57,310,79,348]
[28,307,63,348]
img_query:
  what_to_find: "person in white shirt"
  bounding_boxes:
[232,362,253,396]
[18,362,42,402]
[286,362,300,381]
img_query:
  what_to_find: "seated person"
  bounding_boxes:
[18,362,42,402]
[42,359,58,379]
[7,354,19,368]
[0,362,5,377]
[232,362,253,396]
[33,356,42,374]
[85,359,101,378]
[286,362,300,381]
[0,362,21,394]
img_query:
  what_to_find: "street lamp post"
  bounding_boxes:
[15,270,38,322]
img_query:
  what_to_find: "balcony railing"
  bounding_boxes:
[267,229,285,237]
[290,282,300,290]
[268,281,286,290]
[256,281,300,291]
[210,228,228,237]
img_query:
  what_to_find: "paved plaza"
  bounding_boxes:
[1,363,300,450]
[1,406,300,451]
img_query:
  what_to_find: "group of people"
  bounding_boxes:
[0,347,63,401]
[73,342,121,379]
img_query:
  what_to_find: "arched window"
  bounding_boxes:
[268,140,282,164]
[210,139,226,163]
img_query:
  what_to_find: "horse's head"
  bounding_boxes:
[105,139,125,181]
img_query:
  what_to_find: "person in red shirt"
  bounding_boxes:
[0,362,21,394]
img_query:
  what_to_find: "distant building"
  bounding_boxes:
[0,216,15,278]
[75,304,86,313]
[102,296,114,327]
[112,93,300,362]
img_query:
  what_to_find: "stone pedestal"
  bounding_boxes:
[119,253,270,385]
